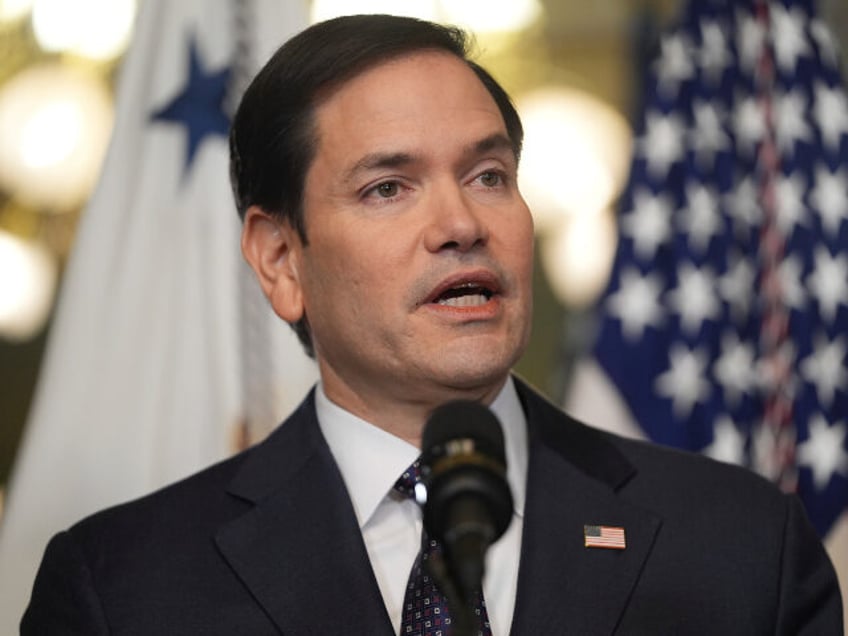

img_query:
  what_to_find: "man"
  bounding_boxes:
[22,14,841,635]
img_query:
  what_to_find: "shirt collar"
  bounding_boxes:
[316,377,528,529]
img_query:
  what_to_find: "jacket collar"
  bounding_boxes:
[216,390,395,635]
[216,381,661,635]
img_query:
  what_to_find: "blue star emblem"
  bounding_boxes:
[151,33,232,174]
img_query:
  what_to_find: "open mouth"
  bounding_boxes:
[432,282,495,307]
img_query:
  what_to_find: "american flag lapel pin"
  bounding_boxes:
[584,524,626,550]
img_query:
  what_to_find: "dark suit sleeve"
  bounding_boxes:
[775,496,843,635]
[20,531,109,635]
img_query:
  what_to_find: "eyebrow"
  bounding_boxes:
[343,132,515,184]
[344,152,415,184]
[467,133,515,159]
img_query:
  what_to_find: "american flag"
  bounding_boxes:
[589,0,848,537]
[584,525,627,550]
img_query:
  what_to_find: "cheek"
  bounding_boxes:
[301,236,394,317]
[503,211,535,274]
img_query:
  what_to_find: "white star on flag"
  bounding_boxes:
[655,344,712,419]
[653,33,695,98]
[714,331,756,406]
[606,268,665,341]
[775,255,806,311]
[690,100,730,168]
[770,3,812,73]
[810,18,841,68]
[724,176,761,234]
[797,416,848,491]
[698,19,732,85]
[735,10,766,72]
[810,164,848,237]
[775,173,808,235]
[704,415,746,466]
[679,182,723,252]
[667,263,720,335]
[718,254,755,320]
[775,89,813,152]
[733,96,767,156]
[639,111,686,179]
[621,188,673,260]
[806,247,848,323]
[813,83,848,151]
[800,333,848,408]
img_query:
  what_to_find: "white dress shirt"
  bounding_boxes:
[316,378,528,635]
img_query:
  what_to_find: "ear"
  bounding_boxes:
[241,205,305,323]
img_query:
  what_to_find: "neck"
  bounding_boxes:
[318,366,509,448]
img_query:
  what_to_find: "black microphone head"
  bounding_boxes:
[420,400,513,548]
[421,400,506,465]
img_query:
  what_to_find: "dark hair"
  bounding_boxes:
[229,14,524,356]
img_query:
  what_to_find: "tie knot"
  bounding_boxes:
[393,459,421,499]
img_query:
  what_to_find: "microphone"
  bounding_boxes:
[418,400,513,631]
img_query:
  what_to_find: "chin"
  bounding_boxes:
[430,347,519,392]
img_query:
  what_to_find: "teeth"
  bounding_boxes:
[438,294,489,307]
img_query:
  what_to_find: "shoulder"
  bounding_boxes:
[64,388,320,554]
[66,446,251,559]
[516,376,784,508]
[22,449,255,634]
[613,431,778,497]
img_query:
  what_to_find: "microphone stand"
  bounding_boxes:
[424,550,478,636]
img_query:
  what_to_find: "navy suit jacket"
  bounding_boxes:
[22,379,842,634]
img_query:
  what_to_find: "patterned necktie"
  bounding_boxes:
[394,461,492,636]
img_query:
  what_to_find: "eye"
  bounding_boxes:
[478,171,503,187]
[374,181,399,198]
[361,178,411,206]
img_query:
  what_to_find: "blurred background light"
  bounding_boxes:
[0,0,32,23]
[517,86,632,231]
[311,0,438,23]
[440,0,542,34]
[21,100,82,169]
[540,207,618,308]
[311,0,542,33]
[32,0,136,60]
[516,86,630,307]
[0,229,57,341]
[0,63,114,212]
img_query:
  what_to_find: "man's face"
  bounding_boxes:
[284,51,533,410]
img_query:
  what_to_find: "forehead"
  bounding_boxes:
[310,51,507,159]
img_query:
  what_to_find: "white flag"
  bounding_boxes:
[0,0,316,629]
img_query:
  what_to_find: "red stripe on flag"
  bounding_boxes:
[584,525,626,549]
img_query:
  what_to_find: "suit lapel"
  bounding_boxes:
[510,381,662,635]
[214,392,394,635]
[211,381,661,634]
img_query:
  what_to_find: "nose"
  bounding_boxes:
[422,181,489,253]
